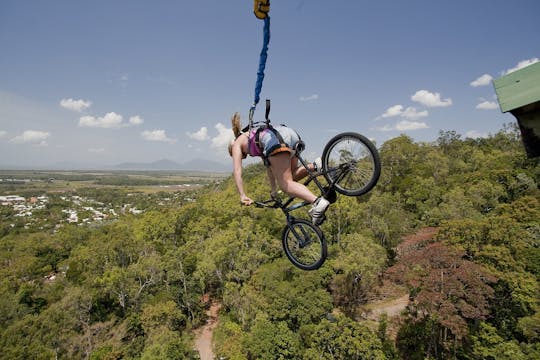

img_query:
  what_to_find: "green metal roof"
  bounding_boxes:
[493,61,540,113]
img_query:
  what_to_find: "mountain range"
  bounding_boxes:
[0,158,230,172]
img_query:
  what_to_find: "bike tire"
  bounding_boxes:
[321,132,381,196]
[282,219,327,271]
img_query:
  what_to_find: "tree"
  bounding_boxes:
[387,242,496,357]
[134,209,181,251]
[328,233,387,317]
[239,261,333,332]
[360,192,413,249]
[439,210,539,339]
[139,327,197,360]
[243,316,301,360]
[140,300,185,335]
[303,314,386,359]
[213,316,246,360]
[469,322,529,360]
[378,135,421,193]
[427,187,483,224]
[518,311,540,342]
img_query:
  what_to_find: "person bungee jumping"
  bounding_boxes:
[228,112,329,225]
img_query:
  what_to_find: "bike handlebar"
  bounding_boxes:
[254,199,281,208]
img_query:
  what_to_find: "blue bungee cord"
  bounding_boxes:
[249,2,271,129]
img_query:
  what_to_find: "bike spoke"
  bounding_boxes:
[322,132,381,196]
[282,220,326,270]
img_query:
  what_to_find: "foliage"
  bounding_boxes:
[243,315,302,359]
[0,125,538,358]
[389,242,497,358]
[328,232,387,316]
[213,316,246,360]
[302,314,387,359]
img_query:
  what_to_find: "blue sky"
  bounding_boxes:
[0,0,538,169]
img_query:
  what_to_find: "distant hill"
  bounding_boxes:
[114,159,182,171]
[0,158,231,172]
[113,158,230,172]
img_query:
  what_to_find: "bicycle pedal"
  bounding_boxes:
[315,214,326,226]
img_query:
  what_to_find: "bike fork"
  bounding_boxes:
[286,217,313,248]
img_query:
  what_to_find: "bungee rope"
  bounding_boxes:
[248,0,271,130]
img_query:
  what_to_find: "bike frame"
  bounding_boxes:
[255,149,351,224]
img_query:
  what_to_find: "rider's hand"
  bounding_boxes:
[240,195,253,206]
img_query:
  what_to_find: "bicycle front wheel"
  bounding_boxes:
[282,219,327,271]
[321,132,381,196]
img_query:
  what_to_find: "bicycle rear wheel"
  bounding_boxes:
[282,219,327,271]
[321,132,381,196]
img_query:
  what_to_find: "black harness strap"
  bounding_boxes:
[243,99,301,166]
[255,124,300,166]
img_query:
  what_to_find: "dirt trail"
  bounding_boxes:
[194,302,221,360]
[365,294,409,320]
[192,297,407,359]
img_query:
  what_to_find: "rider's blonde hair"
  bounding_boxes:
[228,140,234,157]
[231,112,242,138]
[229,112,243,157]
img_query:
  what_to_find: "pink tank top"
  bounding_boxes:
[248,129,265,157]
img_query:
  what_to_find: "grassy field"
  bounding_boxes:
[0,170,229,194]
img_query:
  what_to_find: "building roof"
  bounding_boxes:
[494,61,540,113]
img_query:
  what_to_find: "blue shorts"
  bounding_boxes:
[259,125,300,158]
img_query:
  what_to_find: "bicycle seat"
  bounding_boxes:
[295,140,305,154]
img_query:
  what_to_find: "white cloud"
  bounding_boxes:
[382,105,404,118]
[411,90,452,107]
[10,130,50,145]
[465,130,488,139]
[79,112,145,128]
[211,123,233,149]
[502,58,539,75]
[395,120,429,131]
[401,107,428,120]
[476,101,499,110]
[60,98,92,112]
[141,130,175,143]
[129,115,144,126]
[376,125,391,131]
[79,112,124,128]
[88,147,105,153]
[299,94,319,102]
[381,105,428,120]
[470,74,493,87]
[0,130,6,138]
[187,127,209,141]
[376,120,429,132]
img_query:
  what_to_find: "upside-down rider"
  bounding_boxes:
[228,112,329,225]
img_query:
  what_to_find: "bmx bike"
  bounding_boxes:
[255,131,381,270]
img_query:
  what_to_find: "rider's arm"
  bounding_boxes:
[232,143,252,205]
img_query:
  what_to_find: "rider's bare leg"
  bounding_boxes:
[291,157,314,181]
[271,153,317,203]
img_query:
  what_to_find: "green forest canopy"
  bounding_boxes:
[1,126,539,359]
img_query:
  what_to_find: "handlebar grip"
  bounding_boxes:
[254,199,280,208]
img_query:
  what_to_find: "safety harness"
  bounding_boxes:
[247,100,298,166]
